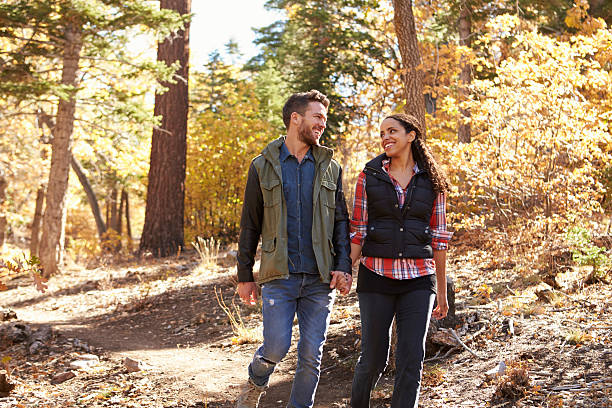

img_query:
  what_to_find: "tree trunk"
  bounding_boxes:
[30,185,45,257]
[0,169,7,248]
[139,0,190,257]
[118,188,124,236]
[458,2,472,143]
[39,23,83,278]
[392,0,426,134]
[109,187,119,232]
[123,189,132,241]
[70,155,107,238]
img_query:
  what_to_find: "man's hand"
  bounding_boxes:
[330,271,352,295]
[237,282,258,305]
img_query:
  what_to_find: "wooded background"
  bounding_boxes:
[0,0,611,280]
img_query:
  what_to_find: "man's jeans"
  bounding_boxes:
[248,274,335,408]
[351,290,435,408]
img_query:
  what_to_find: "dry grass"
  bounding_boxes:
[492,360,533,404]
[214,287,262,345]
[192,236,221,268]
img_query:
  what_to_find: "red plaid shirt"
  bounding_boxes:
[350,159,452,280]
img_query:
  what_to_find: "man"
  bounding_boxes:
[236,90,352,408]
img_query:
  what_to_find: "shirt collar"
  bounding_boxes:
[280,142,314,162]
[382,158,420,174]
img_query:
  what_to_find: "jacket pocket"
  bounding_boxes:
[261,179,281,207]
[262,237,276,253]
[321,179,336,209]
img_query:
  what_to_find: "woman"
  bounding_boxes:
[349,113,452,407]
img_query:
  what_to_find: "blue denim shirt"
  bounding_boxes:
[279,143,318,274]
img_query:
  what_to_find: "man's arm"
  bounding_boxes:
[329,167,352,293]
[236,162,263,303]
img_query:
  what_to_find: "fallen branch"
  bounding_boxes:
[447,328,483,359]
[424,346,457,363]
[547,378,610,392]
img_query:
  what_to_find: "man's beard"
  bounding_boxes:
[298,122,320,146]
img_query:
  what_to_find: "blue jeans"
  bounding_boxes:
[248,274,335,408]
[351,290,435,408]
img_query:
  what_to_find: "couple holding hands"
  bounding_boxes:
[236,89,452,408]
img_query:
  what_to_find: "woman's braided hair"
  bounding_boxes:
[385,113,450,194]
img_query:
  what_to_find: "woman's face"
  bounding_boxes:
[380,118,416,158]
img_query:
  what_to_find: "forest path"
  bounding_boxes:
[1,248,611,407]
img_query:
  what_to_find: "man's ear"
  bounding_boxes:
[291,111,301,126]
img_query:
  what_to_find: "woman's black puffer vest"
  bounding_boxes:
[361,154,436,259]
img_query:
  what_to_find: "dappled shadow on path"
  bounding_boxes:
[4,257,201,310]
[49,273,254,353]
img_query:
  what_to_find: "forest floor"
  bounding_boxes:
[0,231,611,407]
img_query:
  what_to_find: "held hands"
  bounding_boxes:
[432,290,449,320]
[330,271,352,295]
[237,281,258,305]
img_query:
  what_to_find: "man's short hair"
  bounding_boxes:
[282,90,330,130]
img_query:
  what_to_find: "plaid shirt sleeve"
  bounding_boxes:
[350,171,368,246]
[430,192,453,250]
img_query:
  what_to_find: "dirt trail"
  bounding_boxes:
[1,251,611,407]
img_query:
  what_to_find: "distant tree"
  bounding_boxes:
[251,0,388,144]
[392,0,427,132]
[140,0,191,257]
[457,1,472,143]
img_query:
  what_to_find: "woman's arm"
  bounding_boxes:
[350,242,362,267]
[432,249,448,319]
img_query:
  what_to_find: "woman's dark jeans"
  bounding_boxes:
[351,289,435,408]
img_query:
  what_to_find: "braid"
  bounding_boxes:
[412,138,450,193]
[386,113,450,194]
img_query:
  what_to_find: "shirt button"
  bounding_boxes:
[398,252,403,257]
[394,204,398,208]
[400,227,404,232]
[370,226,375,231]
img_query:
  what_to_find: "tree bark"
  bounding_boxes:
[139,0,190,257]
[458,2,472,143]
[70,155,107,238]
[30,185,45,257]
[392,0,426,134]
[0,169,7,248]
[123,189,132,241]
[109,187,119,232]
[40,23,83,278]
[118,188,124,236]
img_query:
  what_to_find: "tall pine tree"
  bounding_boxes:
[139,0,191,257]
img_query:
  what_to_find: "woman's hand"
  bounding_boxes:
[432,290,448,320]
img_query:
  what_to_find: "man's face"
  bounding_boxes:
[296,102,327,146]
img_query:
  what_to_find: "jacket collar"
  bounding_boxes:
[262,136,333,166]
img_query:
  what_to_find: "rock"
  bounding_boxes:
[69,359,98,370]
[77,354,99,361]
[30,325,52,343]
[71,338,91,352]
[51,371,76,385]
[123,357,153,372]
[485,361,507,378]
[0,373,15,397]
[28,341,45,354]
[0,322,31,344]
[429,329,458,347]
[0,310,17,321]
